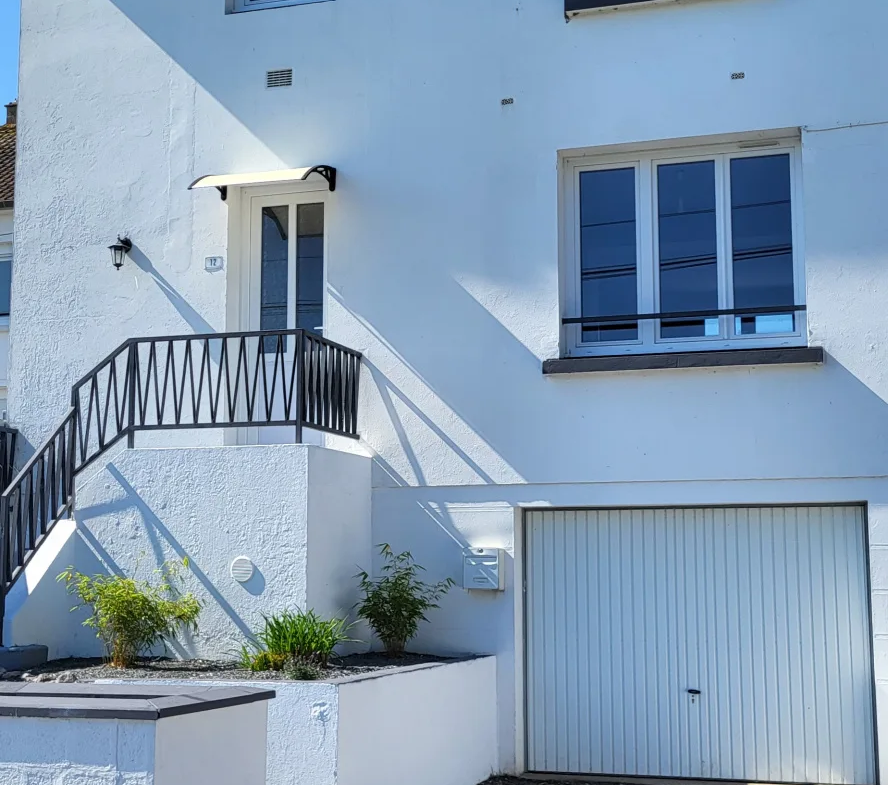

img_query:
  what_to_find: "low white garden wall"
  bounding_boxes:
[0,684,272,785]
[102,655,498,785]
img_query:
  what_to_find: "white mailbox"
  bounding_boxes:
[463,548,505,591]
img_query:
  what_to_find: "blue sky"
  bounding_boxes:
[0,0,19,106]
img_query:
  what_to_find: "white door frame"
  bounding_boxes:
[226,181,330,445]
[235,182,329,339]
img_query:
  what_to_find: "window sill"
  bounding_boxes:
[543,346,824,375]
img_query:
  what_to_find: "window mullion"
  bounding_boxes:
[638,158,656,348]
[716,154,733,339]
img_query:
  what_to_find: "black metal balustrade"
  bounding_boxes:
[0,328,362,640]
[0,426,17,492]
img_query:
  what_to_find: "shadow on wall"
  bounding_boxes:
[76,464,255,656]
[81,1,888,488]
[128,245,217,337]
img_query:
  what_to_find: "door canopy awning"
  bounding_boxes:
[188,165,336,200]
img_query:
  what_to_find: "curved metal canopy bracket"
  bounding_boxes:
[302,165,336,192]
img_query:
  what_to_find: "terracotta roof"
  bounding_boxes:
[0,121,14,209]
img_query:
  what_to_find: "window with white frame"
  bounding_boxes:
[562,140,805,356]
[230,0,329,12]
[0,247,10,319]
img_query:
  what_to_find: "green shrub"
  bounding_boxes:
[58,561,201,669]
[257,609,354,666]
[287,660,323,681]
[356,544,455,656]
[239,648,288,672]
[240,608,355,675]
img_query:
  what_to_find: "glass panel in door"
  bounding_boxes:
[295,203,324,333]
[251,198,325,444]
[260,205,290,351]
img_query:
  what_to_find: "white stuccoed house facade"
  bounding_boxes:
[6,0,888,781]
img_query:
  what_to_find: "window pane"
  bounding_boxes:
[296,203,324,334]
[0,259,10,317]
[579,168,638,343]
[657,160,718,339]
[731,154,795,335]
[260,206,289,350]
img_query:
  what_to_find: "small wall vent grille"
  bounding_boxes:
[266,69,293,89]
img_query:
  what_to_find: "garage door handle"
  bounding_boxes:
[687,689,701,695]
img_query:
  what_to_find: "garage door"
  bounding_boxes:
[525,506,875,784]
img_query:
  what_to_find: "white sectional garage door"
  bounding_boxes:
[525,506,875,784]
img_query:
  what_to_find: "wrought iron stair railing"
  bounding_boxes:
[0,328,362,641]
[0,426,17,492]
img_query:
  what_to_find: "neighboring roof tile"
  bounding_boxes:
[0,122,15,208]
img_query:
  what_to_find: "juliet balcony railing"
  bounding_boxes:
[0,328,362,640]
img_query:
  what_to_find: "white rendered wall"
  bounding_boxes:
[7,444,371,658]
[0,715,155,784]
[0,703,268,785]
[4,518,107,659]
[102,659,496,785]
[103,679,341,785]
[11,0,888,776]
[337,657,498,785]
[154,701,268,785]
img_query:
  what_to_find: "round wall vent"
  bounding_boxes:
[230,556,255,583]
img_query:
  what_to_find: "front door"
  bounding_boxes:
[246,192,325,444]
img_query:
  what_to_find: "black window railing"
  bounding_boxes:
[0,328,362,638]
[562,304,807,327]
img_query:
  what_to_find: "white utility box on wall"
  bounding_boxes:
[463,548,505,591]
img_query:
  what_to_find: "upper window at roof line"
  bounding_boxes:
[561,140,805,358]
[565,0,682,16]
[228,0,332,13]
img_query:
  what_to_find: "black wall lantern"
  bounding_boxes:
[109,236,133,270]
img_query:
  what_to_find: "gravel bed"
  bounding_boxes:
[3,652,454,684]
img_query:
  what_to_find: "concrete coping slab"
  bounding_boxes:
[0,645,48,672]
[0,683,275,721]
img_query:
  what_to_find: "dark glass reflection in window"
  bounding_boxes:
[579,168,638,343]
[0,259,10,317]
[260,205,289,351]
[296,203,324,334]
[731,154,794,335]
[658,160,719,339]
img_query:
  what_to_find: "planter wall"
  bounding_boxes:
[102,656,498,785]
[0,684,273,785]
